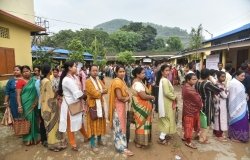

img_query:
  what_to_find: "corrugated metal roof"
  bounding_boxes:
[83,52,93,56]
[203,23,250,43]
[53,49,70,54]
[32,46,93,57]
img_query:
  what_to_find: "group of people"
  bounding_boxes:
[182,62,250,149]
[3,60,250,157]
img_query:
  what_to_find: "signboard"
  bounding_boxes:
[206,54,220,70]
[143,58,152,63]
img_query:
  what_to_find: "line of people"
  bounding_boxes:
[3,61,249,156]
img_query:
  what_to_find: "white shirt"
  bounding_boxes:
[59,75,83,132]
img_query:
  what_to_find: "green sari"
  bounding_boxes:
[21,78,40,145]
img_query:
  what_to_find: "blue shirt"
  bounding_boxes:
[35,79,41,109]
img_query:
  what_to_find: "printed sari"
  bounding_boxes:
[228,78,249,142]
[41,78,67,150]
[109,78,129,152]
[21,78,40,145]
[132,82,152,146]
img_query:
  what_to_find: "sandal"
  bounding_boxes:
[157,138,168,145]
[185,142,197,149]
[165,135,172,141]
[217,137,228,142]
[123,149,134,156]
[199,139,210,144]
[91,147,99,153]
[71,146,79,151]
[51,148,60,152]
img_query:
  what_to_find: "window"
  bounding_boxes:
[0,26,10,39]
[0,48,15,74]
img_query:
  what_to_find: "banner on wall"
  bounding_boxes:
[206,54,220,70]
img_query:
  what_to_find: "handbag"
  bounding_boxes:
[1,107,14,126]
[127,102,135,124]
[89,107,98,121]
[13,99,38,136]
[13,116,31,136]
[200,110,207,129]
[64,97,83,116]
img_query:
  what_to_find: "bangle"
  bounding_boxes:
[3,102,8,105]
[18,106,22,109]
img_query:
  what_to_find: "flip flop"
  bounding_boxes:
[185,142,197,149]
[123,149,134,156]
[157,138,168,145]
[71,146,79,151]
[199,140,210,144]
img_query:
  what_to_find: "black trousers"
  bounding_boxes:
[152,85,159,113]
[38,109,47,143]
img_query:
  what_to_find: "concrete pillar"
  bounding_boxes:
[222,50,226,66]
[200,53,204,70]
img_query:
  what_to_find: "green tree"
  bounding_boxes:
[32,46,54,66]
[166,36,183,51]
[117,51,135,65]
[152,38,166,49]
[189,24,203,50]
[90,37,107,68]
[67,39,84,63]
[110,30,142,52]
[121,22,157,51]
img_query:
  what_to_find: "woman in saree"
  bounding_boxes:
[109,65,134,156]
[16,65,40,146]
[157,64,177,144]
[228,70,249,143]
[4,65,22,119]
[40,64,67,152]
[131,67,155,148]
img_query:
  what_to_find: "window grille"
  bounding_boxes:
[0,26,10,38]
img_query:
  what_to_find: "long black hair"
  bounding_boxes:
[41,64,51,81]
[58,61,75,96]
[156,64,170,86]
[132,67,144,78]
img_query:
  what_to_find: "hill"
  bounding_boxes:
[94,19,190,46]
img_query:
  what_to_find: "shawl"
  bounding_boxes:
[108,78,128,128]
[228,78,248,125]
[158,77,166,118]
[182,83,203,116]
[90,76,104,118]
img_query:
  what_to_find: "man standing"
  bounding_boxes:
[218,62,225,72]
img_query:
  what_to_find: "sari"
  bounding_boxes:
[228,78,249,142]
[132,82,152,146]
[40,78,67,150]
[109,78,129,152]
[5,78,18,118]
[21,78,40,145]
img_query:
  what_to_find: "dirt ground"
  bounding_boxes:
[0,77,249,160]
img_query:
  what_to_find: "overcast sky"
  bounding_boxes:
[34,0,250,39]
